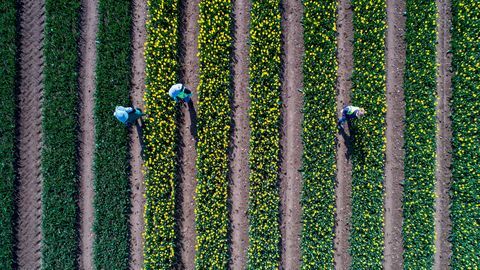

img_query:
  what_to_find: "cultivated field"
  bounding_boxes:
[0,0,478,269]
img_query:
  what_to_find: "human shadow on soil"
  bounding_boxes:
[187,100,198,143]
[338,121,354,159]
[134,118,145,159]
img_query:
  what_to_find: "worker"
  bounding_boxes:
[113,106,144,126]
[169,83,192,103]
[337,105,366,129]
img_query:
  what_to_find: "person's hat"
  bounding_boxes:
[356,108,366,118]
[114,110,128,123]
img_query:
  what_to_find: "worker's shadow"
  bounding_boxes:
[187,100,198,143]
[134,119,145,158]
[338,121,354,158]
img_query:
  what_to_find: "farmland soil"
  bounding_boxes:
[129,0,147,269]
[14,0,45,268]
[178,0,200,268]
[229,0,251,268]
[384,0,406,268]
[434,0,453,268]
[279,0,304,269]
[334,0,353,268]
[77,0,98,269]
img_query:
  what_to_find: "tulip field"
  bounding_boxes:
[1,0,479,269]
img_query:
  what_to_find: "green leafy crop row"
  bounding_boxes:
[450,0,480,267]
[93,0,132,268]
[247,0,282,269]
[0,1,17,269]
[349,0,386,268]
[195,0,233,267]
[300,0,337,269]
[143,0,180,268]
[402,0,437,268]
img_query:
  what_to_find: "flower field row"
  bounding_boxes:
[349,0,386,268]
[41,0,81,268]
[93,0,132,268]
[194,0,233,267]
[0,1,17,268]
[402,0,437,268]
[247,0,282,269]
[143,0,181,268]
[450,0,480,267]
[300,1,337,269]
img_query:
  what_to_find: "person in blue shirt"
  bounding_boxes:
[337,105,366,129]
[169,83,192,103]
[113,106,144,126]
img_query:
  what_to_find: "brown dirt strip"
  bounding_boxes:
[279,0,304,269]
[383,0,406,268]
[77,0,98,269]
[434,0,453,268]
[129,0,147,269]
[334,0,353,268]
[14,0,45,268]
[178,0,200,268]
[229,0,251,268]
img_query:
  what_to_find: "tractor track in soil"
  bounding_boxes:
[434,0,453,268]
[77,0,98,269]
[14,0,45,268]
[279,0,304,269]
[229,0,251,268]
[384,0,406,268]
[334,0,353,268]
[129,0,147,269]
[177,0,200,268]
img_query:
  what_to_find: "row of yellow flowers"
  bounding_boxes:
[450,0,480,268]
[300,1,337,269]
[143,0,180,268]
[194,0,233,268]
[247,0,282,269]
[402,0,437,268]
[349,0,386,268]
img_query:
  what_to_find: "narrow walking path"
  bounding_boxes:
[229,0,251,268]
[15,0,45,268]
[279,0,304,269]
[334,0,353,268]
[178,0,200,268]
[129,0,147,269]
[77,0,98,269]
[384,0,406,268]
[434,0,453,267]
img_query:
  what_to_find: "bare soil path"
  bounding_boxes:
[279,0,304,269]
[383,0,406,268]
[434,0,453,268]
[229,0,251,268]
[77,0,98,269]
[15,0,45,268]
[334,0,353,268]
[178,0,200,268]
[129,0,147,269]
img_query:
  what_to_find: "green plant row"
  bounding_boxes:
[0,1,17,269]
[143,0,180,268]
[41,1,81,269]
[450,0,480,268]
[93,0,132,268]
[402,0,437,268]
[194,0,233,267]
[247,0,282,269]
[349,0,386,268]
[300,0,337,269]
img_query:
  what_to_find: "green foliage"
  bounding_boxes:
[300,0,337,269]
[194,0,233,267]
[93,0,132,268]
[41,1,81,269]
[402,0,437,268]
[247,0,282,269]
[0,1,17,269]
[450,0,480,267]
[143,0,180,268]
[349,0,386,268]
